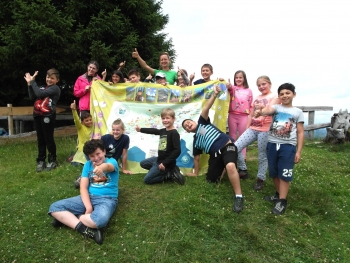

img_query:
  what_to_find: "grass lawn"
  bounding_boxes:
[1,136,349,263]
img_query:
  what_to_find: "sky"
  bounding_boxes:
[159,0,350,123]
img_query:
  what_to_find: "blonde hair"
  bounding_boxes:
[161,108,175,118]
[112,118,125,130]
[256,75,271,85]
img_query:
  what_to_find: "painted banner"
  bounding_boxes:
[90,80,229,175]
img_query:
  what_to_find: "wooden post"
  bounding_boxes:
[7,104,14,135]
[308,111,315,140]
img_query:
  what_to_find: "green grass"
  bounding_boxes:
[1,137,350,262]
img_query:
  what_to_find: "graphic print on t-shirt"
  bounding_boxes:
[251,98,268,128]
[269,111,296,139]
[158,135,167,151]
[88,170,110,186]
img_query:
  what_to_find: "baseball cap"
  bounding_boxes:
[155,72,166,79]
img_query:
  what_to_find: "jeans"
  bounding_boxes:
[48,195,118,229]
[140,157,168,184]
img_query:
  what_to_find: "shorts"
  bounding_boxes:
[206,143,237,183]
[266,142,296,182]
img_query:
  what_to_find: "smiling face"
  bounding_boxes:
[234,72,244,87]
[87,63,98,76]
[88,147,106,166]
[161,114,175,130]
[201,67,213,81]
[159,54,170,69]
[112,124,124,140]
[278,89,295,107]
[46,74,59,86]
[257,78,272,95]
[82,116,93,128]
[112,73,121,83]
[182,119,198,133]
[129,73,140,83]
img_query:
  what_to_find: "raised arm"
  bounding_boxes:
[201,84,221,120]
[132,48,154,74]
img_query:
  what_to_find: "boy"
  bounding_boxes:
[155,72,167,85]
[48,139,119,245]
[135,108,184,185]
[193,64,213,85]
[254,83,304,215]
[127,68,141,83]
[25,69,61,172]
[181,85,244,213]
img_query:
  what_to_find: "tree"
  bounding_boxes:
[0,0,175,106]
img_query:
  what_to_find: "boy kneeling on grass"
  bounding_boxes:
[254,83,304,215]
[48,139,119,245]
[181,84,244,213]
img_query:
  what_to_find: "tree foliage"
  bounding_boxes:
[0,0,175,106]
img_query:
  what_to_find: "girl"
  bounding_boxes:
[234,76,280,191]
[227,70,253,160]
[25,69,61,172]
[193,64,213,85]
[101,119,132,174]
[70,100,93,166]
[103,69,125,84]
[73,61,101,113]
[177,68,190,87]
[132,48,177,84]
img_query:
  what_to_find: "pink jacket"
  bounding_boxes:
[73,74,101,111]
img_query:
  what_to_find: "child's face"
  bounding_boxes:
[87,64,98,76]
[177,72,184,85]
[182,119,197,133]
[129,74,140,83]
[88,147,106,166]
[278,89,295,106]
[112,74,120,83]
[161,115,175,129]
[112,124,124,140]
[159,55,170,68]
[82,116,93,128]
[201,67,213,81]
[156,78,166,84]
[46,74,59,86]
[257,79,271,95]
[234,72,244,86]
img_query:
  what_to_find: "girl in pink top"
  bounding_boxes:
[234,76,280,191]
[73,61,101,113]
[227,70,253,159]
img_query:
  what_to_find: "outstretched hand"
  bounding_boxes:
[135,125,141,132]
[70,100,76,110]
[119,61,126,68]
[101,69,107,77]
[132,48,139,59]
[189,73,195,81]
[24,71,39,85]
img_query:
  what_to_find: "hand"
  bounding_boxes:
[101,69,107,77]
[85,206,93,215]
[226,78,232,89]
[214,84,221,96]
[254,109,262,118]
[135,125,141,132]
[189,73,195,81]
[70,100,76,110]
[122,169,133,175]
[146,73,153,80]
[93,163,103,177]
[85,85,91,91]
[177,66,184,75]
[186,172,198,177]
[218,77,225,81]
[158,163,165,170]
[132,48,139,59]
[24,71,39,84]
[294,152,301,163]
[119,61,126,68]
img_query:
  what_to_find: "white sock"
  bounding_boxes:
[236,194,243,198]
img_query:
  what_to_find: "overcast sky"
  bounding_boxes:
[160,0,350,121]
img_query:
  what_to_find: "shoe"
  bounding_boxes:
[82,227,103,245]
[74,176,81,189]
[253,179,264,191]
[46,161,58,171]
[263,193,280,203]
[36,161,46,172]
[233,196,244,213]
[170,166,185,185]
[271,199,287,215]
[238,169,248,179]
[51,218,63,227]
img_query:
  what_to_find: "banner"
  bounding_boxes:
[90,80,229,175]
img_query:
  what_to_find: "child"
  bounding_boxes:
[132,49,177,84]
[227,70,253,160]
[193,64,213,85]
[24,69,61,172]
[176,68,190,87]
[70,100,93,166]
[127,68,141,83]
[254,83,304,215]
[234,76,280,190]
[155,72,167,85]
[181,85,244,213]
[48,139,119,245]
[103,69,125,84]
[101,119,132,175]
[135,108,184,185]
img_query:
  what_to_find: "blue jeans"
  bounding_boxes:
[48,195,118,228]
[140,157,167,184]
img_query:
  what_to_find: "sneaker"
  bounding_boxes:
[233,196,244,213]
[253,179,264,191]
[263,193,279,203]
[271,199,287,215]
[82,227,103,245]
[51,218,63,227]
[238,169,248,179]
[74,176,81,189]
[170,166,185,185]
[36,161,46,172]
[46,161,58,171]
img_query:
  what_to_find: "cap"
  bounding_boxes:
[155,72,166,79]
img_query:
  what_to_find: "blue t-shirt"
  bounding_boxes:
[193,115,231,155]
[82,158,119,198]
[101,134,130,160]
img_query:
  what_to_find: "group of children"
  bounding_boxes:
[24,49,304,245]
